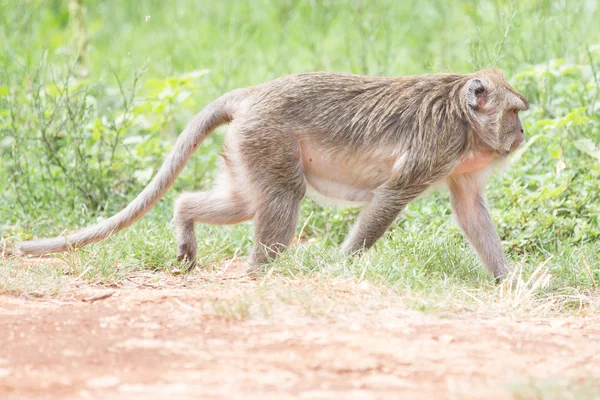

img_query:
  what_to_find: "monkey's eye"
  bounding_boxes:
[474,87,485,96]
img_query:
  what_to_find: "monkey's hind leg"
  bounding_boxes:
[247,190,304,272]
[173,169,254,270]
[242,132,306,273]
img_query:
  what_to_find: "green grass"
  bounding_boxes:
[1,0,599,311]
[510,378,600,400]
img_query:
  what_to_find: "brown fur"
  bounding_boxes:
[15,68,528,281]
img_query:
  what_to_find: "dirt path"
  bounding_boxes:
[1,265,599,400]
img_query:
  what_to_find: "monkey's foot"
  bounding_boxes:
[245,262,269,280]
[1,239,16,258]
[175,254,197,273]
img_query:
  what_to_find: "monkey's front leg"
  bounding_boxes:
[341,184,428,254]
[341,151,456,257]
[448,174,509,282]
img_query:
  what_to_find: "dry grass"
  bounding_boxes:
[2,254,599,321]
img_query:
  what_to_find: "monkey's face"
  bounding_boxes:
[465,70,529,156]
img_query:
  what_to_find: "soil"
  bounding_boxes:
[1,260,600,400]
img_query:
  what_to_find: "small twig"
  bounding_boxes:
[583,260,598,288]
[358,261,369,282]
[217,249,240,276]
[82,291,115,303]
[493,1,517,66]
[461,289,485,306]
[173,298,201,313]
[124,276,159,289]
[297,211,313,245]
[585,44,600,115]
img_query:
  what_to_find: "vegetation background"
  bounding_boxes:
[1,0,599,308]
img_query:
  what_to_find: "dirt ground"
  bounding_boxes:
[1,260,600,400]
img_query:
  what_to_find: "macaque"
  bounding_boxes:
[15,69,528,281]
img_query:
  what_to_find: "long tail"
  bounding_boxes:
[15,91,241,256]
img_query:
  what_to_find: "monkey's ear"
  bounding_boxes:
[467,78,488,109]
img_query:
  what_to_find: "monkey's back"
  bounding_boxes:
[239,71,470,156]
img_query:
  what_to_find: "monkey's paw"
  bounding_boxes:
[1,238,17,259]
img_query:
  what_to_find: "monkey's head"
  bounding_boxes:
[463,69,529,156]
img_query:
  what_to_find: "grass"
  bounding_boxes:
[2,218,599,317]
[510,378,600,400]
[1,0,600,315]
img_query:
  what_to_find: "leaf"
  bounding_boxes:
[176,90,192,103]
[556,108,590,128]
[91,129,102,141]
[510,134,543,164]
[0,86,8,97]
[563,107,588,119]
[539,181,568,200]
[133,167,154,183]
[180,69,210,80]
[0,136,14,148]
[558,66,583,76]
[123,135,144,145]
[531,119,556,130]
[556,117,589,129]
[511,69,536,80]
[570,116,592,126]
[144,79,167,90]
[131,115,154,130]
[549,143,563,159]
[573,139,600,161]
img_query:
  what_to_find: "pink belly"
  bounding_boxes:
[451,153,496,176]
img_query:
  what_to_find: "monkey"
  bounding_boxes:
[13,68,529,281]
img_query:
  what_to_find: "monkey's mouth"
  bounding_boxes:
[509,140,523,153]
[509,132,526,152]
